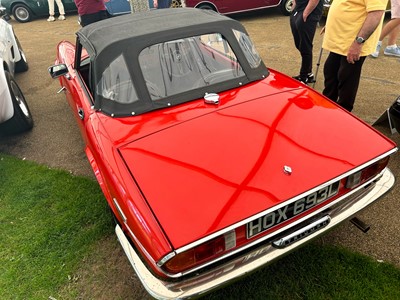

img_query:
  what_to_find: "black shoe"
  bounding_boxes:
[292,73,315,84]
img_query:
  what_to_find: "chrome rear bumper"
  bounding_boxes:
[115,167,395,300]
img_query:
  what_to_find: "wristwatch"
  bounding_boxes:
[355,36,366,44]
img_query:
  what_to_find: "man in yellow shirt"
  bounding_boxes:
[322,0,387,112]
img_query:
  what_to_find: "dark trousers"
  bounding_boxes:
[290,11,319,77]
[322,52,366,112]
[80,10,109,27]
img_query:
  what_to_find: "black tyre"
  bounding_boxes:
[279,0,293,15]
[15,37,28,73]
[0,71,33,135]
[12,4,32,23]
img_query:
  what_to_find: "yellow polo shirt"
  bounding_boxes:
[323,0,387,56]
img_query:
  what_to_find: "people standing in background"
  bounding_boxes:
[371,0,400,58]
[322,0,386,112]
[74,0,108,27]
[47,0,65,22]
[290,0,323,84]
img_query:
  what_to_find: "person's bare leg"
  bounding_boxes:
[387,23,400,45]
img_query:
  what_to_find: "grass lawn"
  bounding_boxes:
[0,154,113,299]
[1,154,399,299]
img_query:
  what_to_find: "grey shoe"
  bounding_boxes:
[384,46,400,57]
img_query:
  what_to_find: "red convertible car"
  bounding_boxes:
[49,8,397,299]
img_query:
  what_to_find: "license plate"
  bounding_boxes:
[247,181,339,238]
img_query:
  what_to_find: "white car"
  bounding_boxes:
[0,16,33,135]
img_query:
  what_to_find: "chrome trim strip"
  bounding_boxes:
[272,215,331,248]
[157,251,176,267]
[112,200,158,266]
[173,149,397,256]
[194,1,287,14]
[113,198,127,223]
[125,224,157,266]
[115,167,395,300]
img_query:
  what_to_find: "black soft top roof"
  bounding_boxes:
[75,8,269,117]
[77,8,242,57]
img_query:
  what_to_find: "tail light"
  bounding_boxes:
[346,156,390,189]
[160,230,236,274]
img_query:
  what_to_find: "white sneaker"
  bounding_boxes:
[370,43,381,58]
[58,15,65,20]
[47,16,55,22]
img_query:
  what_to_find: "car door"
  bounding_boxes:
[0,20,13,74]
[25,0,48,15]
[62,0,78,12]
[51,42,93,144]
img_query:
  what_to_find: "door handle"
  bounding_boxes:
[78,108,84,120]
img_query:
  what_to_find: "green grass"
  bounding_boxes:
[0,154,399,300]
[0,154,113,299]
[205,243,400,299]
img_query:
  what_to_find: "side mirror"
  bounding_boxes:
[48,64,68,79]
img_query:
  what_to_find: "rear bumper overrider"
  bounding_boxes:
[116,167,395,300]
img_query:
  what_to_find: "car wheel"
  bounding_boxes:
[15,37,29,73]
[279,0,293,15]
[12,4,32,23]
[0,71,33,135]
